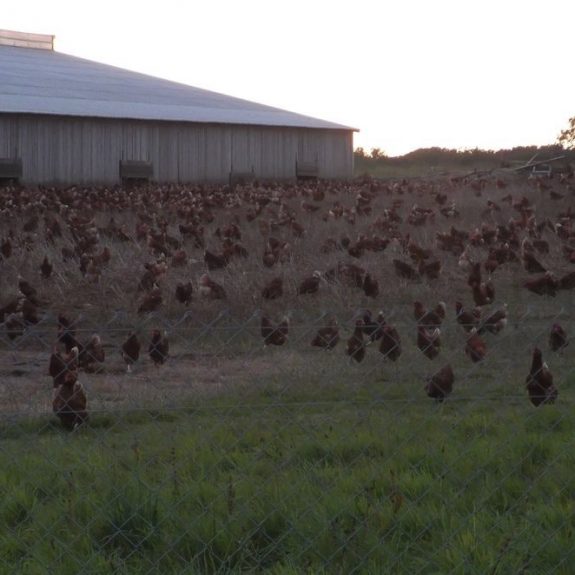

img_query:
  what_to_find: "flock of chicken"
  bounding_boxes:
[0,170,573,428]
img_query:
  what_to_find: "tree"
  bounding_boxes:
[370,147,386,159]
[354,147,366,158]
[558,116,575,149]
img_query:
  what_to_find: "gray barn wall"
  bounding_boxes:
[0,114,353,184]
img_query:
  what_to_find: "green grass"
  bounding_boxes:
[1,383,574,574]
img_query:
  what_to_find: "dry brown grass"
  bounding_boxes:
[0,174,573,417]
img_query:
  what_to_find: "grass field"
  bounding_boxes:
[1,380,575,574]
[1,171,574,572]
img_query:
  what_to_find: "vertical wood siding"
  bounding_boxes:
[0,114,353,184]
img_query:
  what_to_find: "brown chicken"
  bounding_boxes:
[297,271,322,295]
[203,249,228,271]
[346,319,366,363]
[361,310,385,342]
[175,281,193,305]
[455,301,480,332]
[311,318,340,350]
[472,281,495,306]
[379,324,402,361]
[425,364,454,402]
[478,304,508,335]
[57,313,83,353]
[523,273,558,297]
[549,323,568,352]
[48,345,79,388]
[52,369,88,430]
[18,277,40,306]
[522,251,547,274]
[261,314,289,346]
[393,259,420,281]
[414,301,446,329]
[80,334,105,373]
[362,273,379,298]
[417,327,441,360]
[558,271,575,290]
[467,262,482,288]
[521,239,547,274]
[137,285,163,313]
[121,332,141,373]
[465,329,487,362]
[40,255,53,279]
[419,259,442,280]
[526,347,558,407]
[149,330,169,366]
[199,274,226,299]
[262,277,283,300]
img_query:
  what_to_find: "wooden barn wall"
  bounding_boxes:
[0,114,353,184]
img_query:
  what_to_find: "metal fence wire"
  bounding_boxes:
[0,175,574,574]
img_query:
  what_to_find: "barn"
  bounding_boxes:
[0,29,356,185]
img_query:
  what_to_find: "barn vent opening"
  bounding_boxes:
[0,158,23,185]
[119,160,154,184]
[296,159,319,181]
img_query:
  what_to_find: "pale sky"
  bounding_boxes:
[3,0,574,156]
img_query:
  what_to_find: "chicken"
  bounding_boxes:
[4,313,24,341]
[121,332,141,373]
[261,314,289,346]
[18,277,41,306]
[297,271,322,295]
[204,249,228,271]
[137,285,163,313]
[0,297,20,323]
[522,251,547,274]
[262,277,283,300]
[419,259,442,280]
[0,237,12,259]
[417,327,441,360]
[472,281,495,306]
[465,328,487,362]
[379,324,402,361]
[362,273,379,298]
[477,304,508,335]
[455,301,480,332]
[526,347,558,407]
[521,239,547,274]
[414,301,446,329]
[49,346,79,388]
[361,310,386,342]
[175,281,193,305]
[21,299,39,325]
[149,330,169,366]
[52,369,88,430]
[558,271,575,291]
[57,314,84,354]
[393,259,420,281]
[549,323,568,352]
[325,262,366,288]
[199,274,226,299]
[311,318,340,350]
[80,334,105,373]
[467,262,482,288]
[523,273,558,297]
[425,364,454,402]
[40,255,53,279]
[346,319,366,363]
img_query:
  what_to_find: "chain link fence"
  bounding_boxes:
[0,301,574,573]
[0,176,574,572]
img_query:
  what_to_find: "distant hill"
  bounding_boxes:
[353,145,575,179]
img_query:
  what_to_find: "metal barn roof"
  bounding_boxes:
[0,43,355,131]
